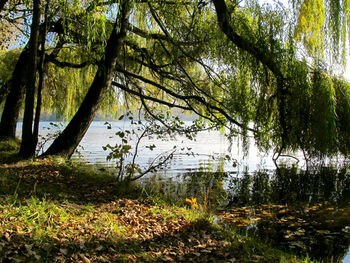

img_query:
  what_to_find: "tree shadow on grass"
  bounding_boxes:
[0,161,297,263]
[0,152,25,165]
[0,217,285,263]
[4,161,349,262]
[0,161,134,204]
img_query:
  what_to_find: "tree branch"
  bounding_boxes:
[115,66,256,132]
[212,0,287,144]
[126,22,200,45]
[112,81,190,111]
[45,54,95,68]
[147,5,227,110]
[129,149,176,181]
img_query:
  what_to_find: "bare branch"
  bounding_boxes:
[129,149,176,181]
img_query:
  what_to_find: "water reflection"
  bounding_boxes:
[223,166,350,262]
[227,166,350,207]
[142,166,350,262]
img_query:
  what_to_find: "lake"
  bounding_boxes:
[20,121,302,175]
[17,121,350,262]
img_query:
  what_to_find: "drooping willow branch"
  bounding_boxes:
[143,4,225,91]
[115,66,257,132]
[46,54,95,68]
[126,22,201,46]
[112,80,190,111]
[115,72,233,126]
[148,3,226,108]
[212,0,288,151]
[124,38,226,108]
[139,93,216,134]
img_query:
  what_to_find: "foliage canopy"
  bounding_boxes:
[0,0,350,158]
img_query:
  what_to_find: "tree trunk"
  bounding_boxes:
[33,0,49,152]
[0,82,9,104]
[0,47,30,139]
[19,0,41,158]
[0,0,8,17]
[43,0,130,158]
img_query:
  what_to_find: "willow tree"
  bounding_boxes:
[0,0,108,142]
[0,47,30,139]
[211,0,350,157]
[43,0,131,157]
[18,0,41,157]
[41,0,350,159]
[112,0,350,158]
[1,0,349,159]
[0,0,32,139]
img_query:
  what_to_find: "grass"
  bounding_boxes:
[0,138,20,152]
[0,138,22,164]
[0,141,313,262]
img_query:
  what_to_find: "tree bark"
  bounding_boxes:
[33,0,49,152]
[43,0,130,158]
[0,0,8,17]
[0,47,30,139]
[0,81,9,104]
[19,0,41,157]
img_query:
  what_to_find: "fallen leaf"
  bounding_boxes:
[4,232,10,241]
[79,254,91,263]
[59,248,68,255]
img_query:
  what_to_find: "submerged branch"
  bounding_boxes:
[129,149,176,181]
[272,150,300,168]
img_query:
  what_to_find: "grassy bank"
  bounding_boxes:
[0,142,311,262]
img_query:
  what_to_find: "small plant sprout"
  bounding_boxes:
[103,111,187,182]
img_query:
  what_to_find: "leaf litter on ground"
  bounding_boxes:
[0,159,308,262]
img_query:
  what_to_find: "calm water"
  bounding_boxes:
[17,121,350,262]
[20,121,289,175]
[225,167,350,262]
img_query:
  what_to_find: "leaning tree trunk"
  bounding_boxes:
[0,47,30,140]
[43,0,130,158]
[19,0,41,158]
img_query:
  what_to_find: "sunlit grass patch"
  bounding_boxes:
[0,197,131,261]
